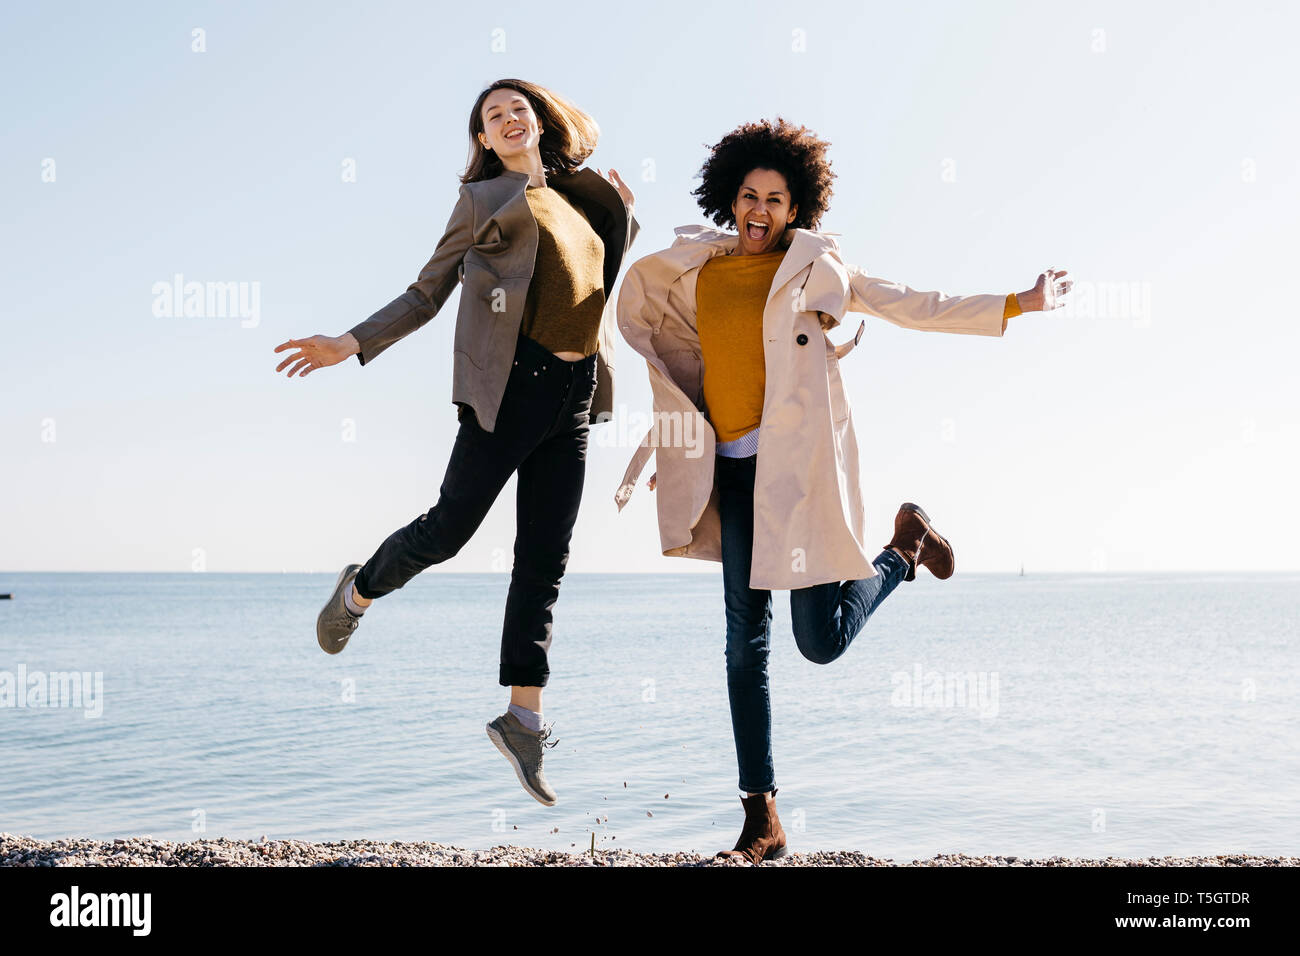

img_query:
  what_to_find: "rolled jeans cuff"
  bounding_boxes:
[874,547,910,581]
[500,665,549,689]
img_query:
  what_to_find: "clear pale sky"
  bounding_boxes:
[2,0,1296,574]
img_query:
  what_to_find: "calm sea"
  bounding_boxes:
[1,571,1296,861]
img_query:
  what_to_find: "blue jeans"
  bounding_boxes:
[715,452,910,794]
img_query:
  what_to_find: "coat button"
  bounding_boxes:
[796,333,808,346]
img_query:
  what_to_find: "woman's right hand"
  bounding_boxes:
[595,167,635,212]
[273,333,359,377]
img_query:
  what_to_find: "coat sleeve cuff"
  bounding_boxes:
[347,289,433,366]
[1001,293,1021,333]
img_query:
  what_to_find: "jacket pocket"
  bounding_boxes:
[826,345,850,424]
[453,261,502,368]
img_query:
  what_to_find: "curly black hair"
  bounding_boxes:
[692,117,835,230]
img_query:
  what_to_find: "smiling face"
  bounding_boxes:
[478,88,543,161]
[730,167,798,255]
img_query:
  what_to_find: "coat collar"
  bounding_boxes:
[478,167,631,289]
[666,223,844,306]
[620,223,850,345]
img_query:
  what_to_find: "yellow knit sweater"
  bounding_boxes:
[518,185,606,357]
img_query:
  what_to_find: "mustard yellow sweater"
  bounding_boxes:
[518,185,606,357]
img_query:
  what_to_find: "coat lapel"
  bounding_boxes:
[618,224,857,424]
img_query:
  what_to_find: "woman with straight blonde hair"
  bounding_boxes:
[274,78,638,807]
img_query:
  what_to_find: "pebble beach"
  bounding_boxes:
[2,834,1295,867]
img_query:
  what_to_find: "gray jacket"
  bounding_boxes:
[347,167,640,432]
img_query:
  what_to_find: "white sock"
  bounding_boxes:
[508,703,544,732]
[343,586,368,617]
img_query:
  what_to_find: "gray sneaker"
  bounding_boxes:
[486,712,559,806]
[317,563,364,655]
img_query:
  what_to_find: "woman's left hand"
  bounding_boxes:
[596,167,635,211]
[1021,268,1072,312]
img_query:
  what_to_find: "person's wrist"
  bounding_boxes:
[340,332,360,357]
[1019,289,1043,312]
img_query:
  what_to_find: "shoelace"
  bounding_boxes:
[538,723,559,749]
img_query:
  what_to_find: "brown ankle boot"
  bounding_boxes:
[716,788,789,864]
[884,502,955,581]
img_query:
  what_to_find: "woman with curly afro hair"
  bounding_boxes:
[690,117,837,235]
[615,116,1070,863]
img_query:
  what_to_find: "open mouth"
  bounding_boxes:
[504,127,525,142]
[745,219,770,242]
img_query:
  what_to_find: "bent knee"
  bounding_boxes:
[799,647,837,666]
[410,511,472,563]
[792,629,840,665]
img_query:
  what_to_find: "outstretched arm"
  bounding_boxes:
[346,185,477,365]
[846,264,1013,337]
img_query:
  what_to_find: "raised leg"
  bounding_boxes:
[353,406,528,600]
[788,548,910,665]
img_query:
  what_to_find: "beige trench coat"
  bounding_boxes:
[613,224,1008,591]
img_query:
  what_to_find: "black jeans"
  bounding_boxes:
[353,332,598,688]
